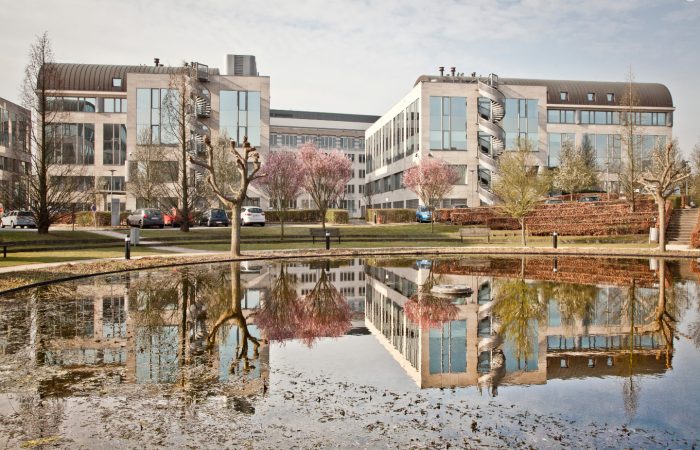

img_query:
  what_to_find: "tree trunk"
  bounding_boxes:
[657,195,666,252]
[230,203,242,257]
[179,115,190,232]
[520,218,527,246]
[280,208,286,240]
[320,204,326,232]
[431,207,434,233]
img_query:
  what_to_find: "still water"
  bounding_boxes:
[1,256,699,448]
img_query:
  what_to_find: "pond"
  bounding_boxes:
[1,256,699,448]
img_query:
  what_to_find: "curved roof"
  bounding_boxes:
[39,63,220,92]
[413,75,673,108]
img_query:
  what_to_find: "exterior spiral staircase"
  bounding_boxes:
[187,62,210,158]
[476,74,506,206]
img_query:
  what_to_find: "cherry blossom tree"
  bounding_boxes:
[404,294,459,330]
[253,150,305,239]
[190,136,262,257]
[298,143,352,231]
[298,269,352,346]
[254,265,302,342]
[402,157,460,232]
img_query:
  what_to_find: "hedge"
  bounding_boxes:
[265,209,322,223]
[73,211,130,227]
[325,209,349,224]
[368,208,415,224]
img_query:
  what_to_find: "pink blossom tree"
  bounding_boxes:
[402,158,460,232]
[298,269,352,346]
[298,143,353,231]
[253,150,305,240]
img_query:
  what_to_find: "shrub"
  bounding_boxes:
[265,209,321,223]
[369,208,415,224]
[325,209,349,224]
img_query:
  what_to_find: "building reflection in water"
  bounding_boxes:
[364,256,684,395]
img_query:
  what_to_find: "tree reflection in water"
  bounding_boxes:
[255,265,302,342]
[404,265,458,330]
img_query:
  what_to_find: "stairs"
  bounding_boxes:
[666,208,698,244]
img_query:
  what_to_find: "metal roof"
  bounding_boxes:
[39,63,220,92]
[413,75,673,108]
[271,109,379,124]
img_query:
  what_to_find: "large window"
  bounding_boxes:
[547,133,575,167]
[136,88,177,145]
[582,134,621,170]
[503,99,538,150]
[453,164,468,184]
[220,90,261,147]
[102,98,127,113]
[0,108,8,146]
[547,109,575,124]
[48,123,95,165]
[429,320,467,374]
[429,96,467,151]
[580,110,619,125]
[46,96,96,112]
[103,124,127,165]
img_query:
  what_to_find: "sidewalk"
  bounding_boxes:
[89,229,211,254]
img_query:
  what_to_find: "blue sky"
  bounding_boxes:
[1,0,698,151]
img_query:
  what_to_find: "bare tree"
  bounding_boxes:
[638,140,690,251]
[553,139,599,201]
[619,70,643,212]
[492,138,551,245]
[127,129,172,209]
[21,32,92,233]
[191,136,262,257]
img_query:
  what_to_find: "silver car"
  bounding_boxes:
[1,210,36,228]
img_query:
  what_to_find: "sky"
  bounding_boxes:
[1,0,698,152]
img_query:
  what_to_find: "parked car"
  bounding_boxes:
[240,206,265,226]
[1,210,36,228]
[163,208,194,227]
[199,208,230,227]
[578,195,601,203]
[415,206,432,223]
[126,208,164,228]
[453,204,468,209]
[544,198,564,204]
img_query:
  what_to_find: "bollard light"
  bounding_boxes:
[552,232,558,249]
[125,236,131,260]
[325,231,331,250]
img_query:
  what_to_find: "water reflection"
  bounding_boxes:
[364,256,694,398]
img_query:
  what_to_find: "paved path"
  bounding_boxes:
[88,230,211,254]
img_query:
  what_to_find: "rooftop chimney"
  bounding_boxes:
[450,67,456,76]
[439,66,444,76]
[154,58,160,67]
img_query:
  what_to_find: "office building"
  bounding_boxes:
[365,71,674,207]
[0,97,30,211]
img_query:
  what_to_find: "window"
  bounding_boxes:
[48,123,95,165]
[580,110,620,125]
[429,96,467,151]
[98,175,126,192]
[359,169,365,178]
[587,93,595,102]
[581,134,621,171]
[344,184,355,194]
[358,154,365,163]
[547,109,575,124]
[0,108,8,146]
[453,165,468,184]
[340,287,355,296]
[136,88,178,145]
[503,98,538,149]
[46,96,96,112]
[112,78,122,88]
[607,93,615,102]
[547,133,575,167]
[220,90,261,146]
[103,124,127,165]
[340,272,355,282]
[560,92,568,101]
[103,98,127,113]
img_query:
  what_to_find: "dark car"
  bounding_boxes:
[199,208,230,227]
[126,208,164,228]
[578,195,601,203]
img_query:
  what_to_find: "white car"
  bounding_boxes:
[1,210,36,228]
[240,206,265,226]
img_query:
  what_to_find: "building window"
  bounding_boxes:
[581,134,621,171]
[98,175,126,192]
[453,165,468,184]
[580,110,620,125]
[606,93,615,102]
[587,93,595,102]
[48,123,95,165]
[47,96,96,112]
[547,109,575,124]
[103,98,127,113]
[136,88,178,145]
[112,78,122,88]
[359,153,365,163]
[220,90,261,147]
[103,124,127,165]
[0,108,8,146]
[547,133,575,167]
[503,98,538,150]
[429,96,467,151]
[560,92,568,101]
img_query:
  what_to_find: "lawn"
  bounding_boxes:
[0,246,170,268]
[0,230,116,243]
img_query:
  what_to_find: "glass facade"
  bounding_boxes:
[48,123,95,165]
[547,109,575,124]
[503,99,538,150]
[580,110,620,125]
[547,133,575,167]
[47,96,96,112]
[366,99,418,172]
[103,124,127,165]
[429,320,467,374]
[220,90,261,147]
[582,134,621,171]
[0,108,8,146]
[429,96,467,151]
[102,98,127,113]
[136,88,178,145]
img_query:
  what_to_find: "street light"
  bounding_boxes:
[108,169,116,212]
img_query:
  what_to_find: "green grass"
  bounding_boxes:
[0,230,114,243]
[0,246,170,268]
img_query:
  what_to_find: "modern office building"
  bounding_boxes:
[270,109,378,218]
[365,71,674,207]
[38,56,269,212]
[0,97,30,211]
